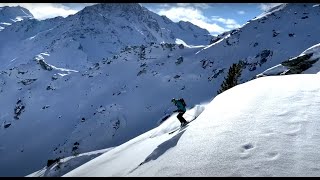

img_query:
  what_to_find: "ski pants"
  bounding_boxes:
[177,111,187,123]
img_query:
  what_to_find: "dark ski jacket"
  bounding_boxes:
[174,100,186,112]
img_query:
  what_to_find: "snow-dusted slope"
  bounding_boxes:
[65,73,320,177]
[0,6,33,31]
[2,3,320,177]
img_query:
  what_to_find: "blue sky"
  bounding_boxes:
[142,3,270,35]
[0,3,282,36]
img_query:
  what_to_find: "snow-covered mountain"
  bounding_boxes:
[0,3,211,71]
[1,3,320,177]
[0,6,33,31]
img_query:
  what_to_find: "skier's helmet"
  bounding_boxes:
[171,98,176,103]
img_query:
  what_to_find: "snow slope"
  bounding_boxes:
[2,3,320,177]
[65,73,320,177]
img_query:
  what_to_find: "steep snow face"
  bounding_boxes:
[0,6,33,31]
[0,3,211,71]
[65,74,320,177]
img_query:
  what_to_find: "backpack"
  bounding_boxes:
[179,98,186,107]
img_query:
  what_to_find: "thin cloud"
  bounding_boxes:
[226,24,241,29]
[211,16,237,25]
[157,6,227,35]
[191,19,226,35]
[176,3,211,9]
[159,3,170,8]
[194,3,211,9]
[237,10,245,15]
[176,3,191,7]
[211,16,241,29]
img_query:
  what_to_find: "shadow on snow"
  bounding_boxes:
[128,128,187,174]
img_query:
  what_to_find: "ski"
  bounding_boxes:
[168,116,197,135]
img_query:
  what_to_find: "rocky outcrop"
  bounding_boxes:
[14,99,25,120]
[38,59,53,71]
[256,52,319,78]
[20,79,37,85]
[281,53,318,74]
[175,56,183,65]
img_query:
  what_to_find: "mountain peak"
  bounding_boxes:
[80,3,143,14]
[0,5,33,23]
[178,20,209,34]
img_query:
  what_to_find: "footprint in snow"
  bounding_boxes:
[266,151,280,161]
[242,143,254,150]
[283,123,302,136]
[239,143,255,159]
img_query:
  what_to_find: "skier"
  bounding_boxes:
[171,98,188,126]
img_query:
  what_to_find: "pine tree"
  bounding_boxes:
[217,61,243,94]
